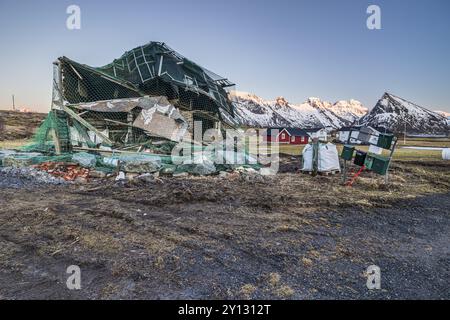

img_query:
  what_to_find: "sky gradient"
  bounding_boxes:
[0,0,449,113]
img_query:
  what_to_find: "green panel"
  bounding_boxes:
[364,155,374,170]
[354,150,367,166]
[377,133,394,149]
[372,157,390,175]
[341,145,355,161]
[365,153,390,175]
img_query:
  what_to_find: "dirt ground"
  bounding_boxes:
[0,156,449,299]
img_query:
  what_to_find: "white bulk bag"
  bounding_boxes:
[302,144,314,171]
[302,143,341,172]
[443,148,450,160]
[318,143,341,172]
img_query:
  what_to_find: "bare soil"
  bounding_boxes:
[0,156,449,299]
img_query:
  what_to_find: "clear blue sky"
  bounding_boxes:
[0,0,449,112]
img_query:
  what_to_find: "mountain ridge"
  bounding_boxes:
[358,92,449,134]
[228,91,367,129]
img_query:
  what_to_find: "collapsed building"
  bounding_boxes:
[40,41,238,154]
[6,42,263,180]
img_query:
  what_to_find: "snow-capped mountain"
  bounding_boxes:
[358,93,449,134]
[228,91,367,129]
[328,99,368,122]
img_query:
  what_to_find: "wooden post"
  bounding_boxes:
[385,137,398,185]
[312,137,319,176]
[50,128,62,155]
[126,112,133,143]
[342,159,347,184]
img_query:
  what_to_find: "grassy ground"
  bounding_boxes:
[4,138,444,162]
[1,111,449,299]
[0,157,449,299]
[273,139,449,161]
[397,137,450,148]
[0,110,46,141]
[0,139,31,149]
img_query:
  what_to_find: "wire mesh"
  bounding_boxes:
[40,42,237,152]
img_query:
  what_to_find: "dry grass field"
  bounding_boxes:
[0,112,449,299]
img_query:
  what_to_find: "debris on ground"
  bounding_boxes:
[115,171,126,181]
[72,152,97,168]
[121,157,162,173]
[0,166,67,186]
[33,162,90,182]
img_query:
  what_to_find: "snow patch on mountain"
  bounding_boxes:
[328,99,369,122]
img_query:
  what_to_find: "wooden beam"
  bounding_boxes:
[72,146,158,155]
[68,63,83,80]
[104,118,134,127]
[62,105,114,146]
[73,119,96,148]
[50,128,62,155]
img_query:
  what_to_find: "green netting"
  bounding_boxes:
[3,42,262,176]
[51,42,237,152]
[30,154,74,164]
[65,42,235,116]
[21,111,58,153]
[1,145,261,176]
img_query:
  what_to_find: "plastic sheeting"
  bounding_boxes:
[72,152,97,168]
[133,103,188,142]
[302,143,341,172]
[73,96,188,142]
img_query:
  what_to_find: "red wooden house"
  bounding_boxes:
[265,127,309,145]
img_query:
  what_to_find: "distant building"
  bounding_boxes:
[305,128,328,141]
[265,127,309,145]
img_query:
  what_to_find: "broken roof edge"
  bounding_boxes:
[59,55,233,113]
[56,41,238,121]
[106,42,235,88]
[67,95,171,111]
[58,56,143,94]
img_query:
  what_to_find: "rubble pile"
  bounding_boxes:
[33,162,90,182]
[0,167,67,186]
[0,41,269,187]
[0,146,265,186]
